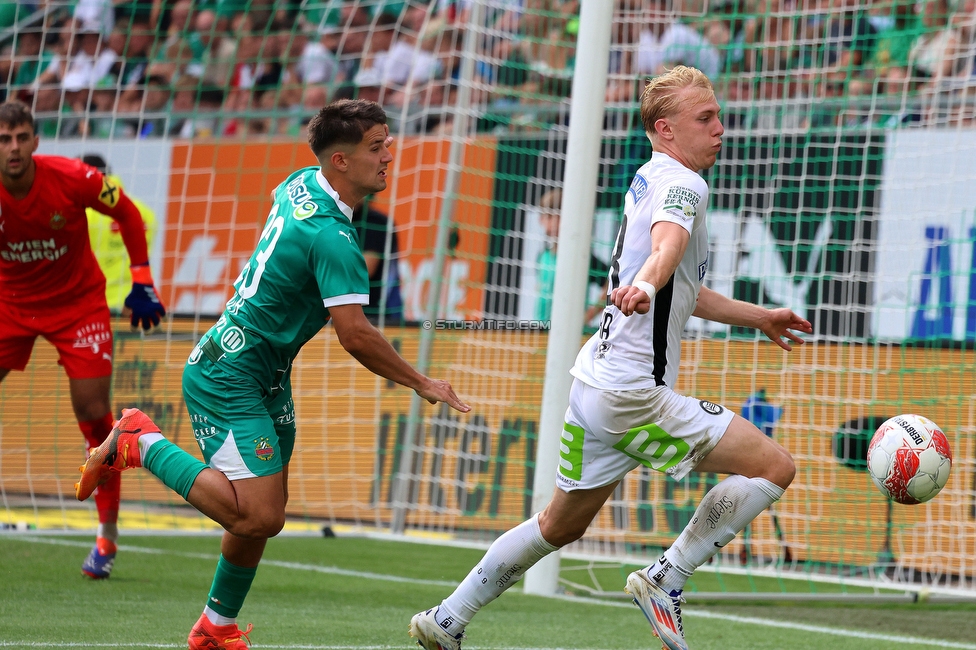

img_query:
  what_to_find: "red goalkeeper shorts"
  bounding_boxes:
[0,299,113,379]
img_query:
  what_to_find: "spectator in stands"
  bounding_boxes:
[112,21,156,88]
[82,75,129,138]
[146,1,212,84]
[819,0,877,74]
[9,28,55,98]
[950,0,976,79]
[292,84,328,139]
[151,0,193,55]
[356,5,441,107]
[141,76,173,136]
[222,13,287,136]
[637,0,722,79]
[703,0,748,73]
[606,1,644,104]
[350,10,398,94]
[743,0,800,77]
[497,0,577,106]
[171,84,225,137]
[59,23,119,114]
[907,0,959,85]
[119,73,171,137]
[292,25,342,86]
[321,1,372,82]
[73,0,115,37]
[867,0,925,94]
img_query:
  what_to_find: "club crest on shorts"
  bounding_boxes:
[254,437,275,461]
[699,400,723,416]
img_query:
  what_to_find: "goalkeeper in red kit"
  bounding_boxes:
[0,101,166,578]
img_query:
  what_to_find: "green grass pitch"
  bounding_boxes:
[1,534,974,649]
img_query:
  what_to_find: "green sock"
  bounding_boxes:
[206,555,257,619]
[142,440,207,500]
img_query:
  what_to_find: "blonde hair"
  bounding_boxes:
[639,66,715,136]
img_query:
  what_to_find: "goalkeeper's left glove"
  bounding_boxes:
[124,264,166,331]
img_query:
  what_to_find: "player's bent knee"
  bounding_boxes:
[227,514,285,539]
[770,450,796,490]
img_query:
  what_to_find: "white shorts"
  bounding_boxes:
[555,378,735,491]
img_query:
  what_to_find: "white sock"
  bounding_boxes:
[203,605,236,627]
[648,475,784,592]
[137,432,164,456]
[96,522,118,543]
[435,514,558,636]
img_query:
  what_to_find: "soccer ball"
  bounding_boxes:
[867,414,952,505]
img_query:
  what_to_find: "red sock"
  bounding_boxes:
[80,414,120,524]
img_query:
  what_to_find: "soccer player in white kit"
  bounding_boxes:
[410,65,813,650]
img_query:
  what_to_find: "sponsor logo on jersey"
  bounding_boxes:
[254,437,275,461]
[2,238,68,262]
[286,176,317,219]
[699,400,723,415]
[99,177,120,208]
[219,326,246,353]
[698,257,708,281]
[339,230,354,244]
[663,186,700,220]
[628,174,648,203]
[49,213,66,230]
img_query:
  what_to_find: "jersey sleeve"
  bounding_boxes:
[646,173,708,235]
[75,163,150,266]
[310,225,370,308]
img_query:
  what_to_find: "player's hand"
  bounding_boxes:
[760,308,812,352]
[124,264,166,331]
[610,285,652,316]
[416,378,471,413]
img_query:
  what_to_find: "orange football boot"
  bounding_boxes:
[75,408,160,501]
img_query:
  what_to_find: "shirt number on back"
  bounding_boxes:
[238,204,284,300]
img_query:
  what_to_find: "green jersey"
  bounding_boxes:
[195,167,369,381]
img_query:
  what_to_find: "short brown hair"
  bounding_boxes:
[0,100,35,132]
[307,99,387,158]
[639,66,714,136]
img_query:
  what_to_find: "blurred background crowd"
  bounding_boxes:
[0,0,974,138]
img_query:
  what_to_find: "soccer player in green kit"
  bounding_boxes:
[76,99,471,649]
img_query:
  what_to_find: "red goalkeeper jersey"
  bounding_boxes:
[0,154,148,308]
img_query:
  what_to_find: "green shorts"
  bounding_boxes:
[182,341,296,481]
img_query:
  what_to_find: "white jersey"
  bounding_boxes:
[572,152,710,390]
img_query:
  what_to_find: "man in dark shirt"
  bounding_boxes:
[353,201,403,324]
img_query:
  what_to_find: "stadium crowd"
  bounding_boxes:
[0,0,974,137]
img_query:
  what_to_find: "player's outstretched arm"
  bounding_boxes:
[329,303,471,413]
[100,189,166,331]
[693,286,813,351]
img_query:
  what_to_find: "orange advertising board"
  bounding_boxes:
[161,137,496,320]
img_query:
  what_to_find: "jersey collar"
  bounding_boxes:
[315,170,353,221]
